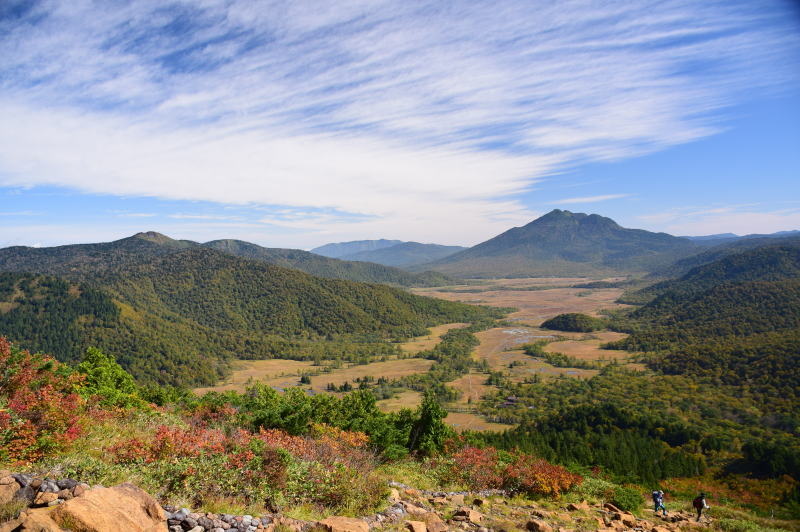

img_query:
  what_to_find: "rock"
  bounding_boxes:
[406,520,427,532]
[429,497,448,506]
[389,488,401,502]
[532,510,551,519]
[33,492,59,506]
[557,528,575,532]
[56,489,73,501]
[56,479,78,490]
[652,527,672,532]
[72,483,89,497]
[566,502,589,512]
[187,528,205,532]
[473,498,489,506]
[527,519,553,532]
[450,494,465,506]
[454,507,482,524]
[604,503,621,513]
[51,482,166,532]
[0,482,18,506]
[421,512,447,532]
[0,507,63,532]
[319,516,369,532]
[404,502,428,517]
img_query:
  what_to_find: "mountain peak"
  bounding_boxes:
[132,231,175,245]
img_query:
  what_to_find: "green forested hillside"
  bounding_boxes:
[0,232,451,288]
[609,245,800,413]
[203,239,453,286]
[0,249,497,387]
[417,209,698,277]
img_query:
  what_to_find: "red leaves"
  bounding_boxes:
[0,337,86,464]
[438,444,583,497]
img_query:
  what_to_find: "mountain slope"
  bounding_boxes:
[610,245,800,403]
[202,239,452,286]
[0,233,451,288]
[312,239,403,258]
[0,248,496,387]
[338,241,467,268]
[416,209,697,277]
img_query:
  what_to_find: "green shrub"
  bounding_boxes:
[541,313,605,332]
[611,486,644,512]
[571,476,617,502]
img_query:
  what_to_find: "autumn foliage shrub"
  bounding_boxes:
[0,337,85,463]
[434,444,582,496]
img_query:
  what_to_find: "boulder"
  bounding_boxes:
[33,492,59,507]
[50,483,166,532]
[319,516,369,532]
[0,480,18,506]
[388,488,401,502]
[406,520,427,532]
[450,494,465,506]
[0,507,63,532]
[454,507,482,524]
[473,498,489,507]
[527,519,553,532]
[403,502,428,517]
[566,502,589,512]
[421,512,448,532]
[604,503,621,513]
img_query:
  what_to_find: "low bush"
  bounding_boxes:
[610,485,644,512]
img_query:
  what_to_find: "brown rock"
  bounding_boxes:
[0,474,14,485]
[33,492,59,507]
[56,489,73,501]
[421,512,447,532]
[0,482,18,505]
[404,488,422,498]
[652,527,672,532]
[0,507,63,532]
[454,507,482,524]
[29,479,42,490]
[532,510,551,519]
[319,516,369,532]
[71,483,89,498]
[620,513,637,527]
[406,520,427,532]
[604,503,621,513]
[389,488,401,502]
[526,519,553,532]
[557,528,575,532]
[450,494,465,506]
[473,498,489,506]
[404,502,428,517]
[566,502,589,512]
[51,483,165,532]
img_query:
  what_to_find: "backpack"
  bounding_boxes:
[693,497,704,509]
[652,491,661,502]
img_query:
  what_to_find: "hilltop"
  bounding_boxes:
[0,232,452,288]
[415,210,698,277]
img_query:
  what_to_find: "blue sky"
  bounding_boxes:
[1,0,799,249]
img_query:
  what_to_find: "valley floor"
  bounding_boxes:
[196,277,640,433]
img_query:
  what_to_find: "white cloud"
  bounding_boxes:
[552,194,632,204]
[0,0,798,243]
[638,206,800,235]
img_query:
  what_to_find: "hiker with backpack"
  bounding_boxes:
[693,493,710,521]
[652,490,667,517]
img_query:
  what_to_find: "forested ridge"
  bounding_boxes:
[0,248,499,387]
[0,231,452,288]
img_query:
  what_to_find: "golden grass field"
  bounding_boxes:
[197,278,637,432]
[194,321,459,395]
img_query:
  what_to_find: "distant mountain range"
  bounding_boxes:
[312,239,403,258]
[312,239,467,268]
[413,209,700,277]
[683,230,800,244]
[0,232,451,288]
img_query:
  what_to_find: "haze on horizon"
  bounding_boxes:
[1,0,799,249]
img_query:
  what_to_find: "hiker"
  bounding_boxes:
[693,493,710,521]
[652,490,667,517]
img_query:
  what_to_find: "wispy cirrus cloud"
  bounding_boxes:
[551,194,632,204]
[0,0,798,244]
[638,204,800,235]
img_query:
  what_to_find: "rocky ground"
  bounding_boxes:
[0,471,713,532]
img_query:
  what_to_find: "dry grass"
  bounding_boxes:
[444,412,514,433]
[302,358,433,393]
[399,323,467,354]
[376,390,422,412]
[194,359,316,394]
[413,277,630,327]
[543,332,630,362]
